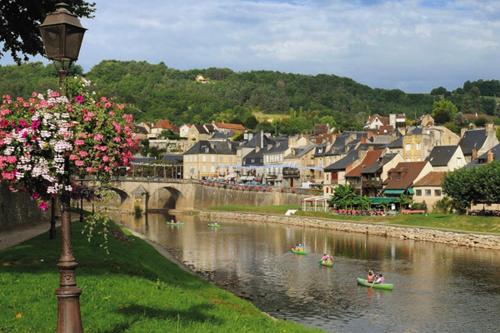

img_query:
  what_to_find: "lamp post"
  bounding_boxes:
[39,3,86,333]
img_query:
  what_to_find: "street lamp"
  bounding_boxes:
[39,3,86,333]
[40,2,86,88]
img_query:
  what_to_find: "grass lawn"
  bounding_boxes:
[210,205,500,234]
[0,222,322,333]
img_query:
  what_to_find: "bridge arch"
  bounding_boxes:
[99,186,130,207]
[152,186,182,210]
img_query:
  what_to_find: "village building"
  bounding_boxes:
[383,161,433,197]
[150,119,179,138]
[413,171,446,212]
[402,126,460,161]
[426,145,466,172]
[459,125,499,163]
[323,149,366,195]
[179,124,192,138]
[345,149,385,195]
[360,152,404,197]
[183,140,238,179]
[212,122,246,135]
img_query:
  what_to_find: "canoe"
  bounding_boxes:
[319,260,334,267]
[290,248,306,255]
[165,222,184,226]
[208,223,221,228]
[357,277,393,290]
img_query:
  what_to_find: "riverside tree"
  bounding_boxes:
[443,162,500,213]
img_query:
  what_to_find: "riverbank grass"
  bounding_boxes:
[0,222,321,333]
[210,205,500,234]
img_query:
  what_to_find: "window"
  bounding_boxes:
[416,143,421,150]
[416,189,422,196]
[435,189,442,196]
[425,189,431,196]
[405,144,411,151]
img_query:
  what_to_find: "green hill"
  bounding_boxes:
[0,61,498,132]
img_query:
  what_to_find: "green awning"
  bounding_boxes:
[369,197,400,204]
[407,188,414,195]
[383,189,405,195]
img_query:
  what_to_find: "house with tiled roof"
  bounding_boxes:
[413,171,446,211]
[476,144,500,164]
[345,150,385,194]
[356,152,404,197]
[383,161,432,196]
[426,145,466,172]
[364,114,389,130]
[151,119,179,137]
[459,125,499,162]
[179,124,192,138]
[213,122,246,134]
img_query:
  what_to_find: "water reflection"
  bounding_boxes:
[110,212,500,333]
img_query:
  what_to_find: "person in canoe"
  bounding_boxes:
[367,270,375,283]
[374,273,384,284]
[293,243,304,252]
[321,253,333,262]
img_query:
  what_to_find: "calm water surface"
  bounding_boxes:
[112,212,500,333]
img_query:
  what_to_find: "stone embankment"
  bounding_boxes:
[199,211,500,250]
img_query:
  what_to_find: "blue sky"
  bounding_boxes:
[2,0,500,92]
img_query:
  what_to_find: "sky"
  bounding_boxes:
[2,0,500,92]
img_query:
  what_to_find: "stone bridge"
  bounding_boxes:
[86,178,197,213]
[86,177,308,214]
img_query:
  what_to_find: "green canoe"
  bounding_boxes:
[208,223,221,228]
[319,260,334,267]
[290,248,306,255]
[357,277,393,290]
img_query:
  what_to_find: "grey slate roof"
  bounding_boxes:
[427,145,458,167]
[264,139,289,154]
[194,124,209,135]
[285,144,315,159]
[388,136,403,149]
[459,129,487,155]
[314,143,327,157]
[324,150,359,171]
[162,154,183,164]
[243,149,264,166]
[241,131,275,149]
[184,140,236,155]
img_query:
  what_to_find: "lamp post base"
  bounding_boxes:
[56,285,83,333]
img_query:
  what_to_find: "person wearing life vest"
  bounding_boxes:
[367,270,375,283]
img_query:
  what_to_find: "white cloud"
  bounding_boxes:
[2,0,500,92]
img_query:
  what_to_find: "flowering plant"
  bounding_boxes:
[0,77,137,210]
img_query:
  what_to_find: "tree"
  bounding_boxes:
[432,99,458,124]
[473,117,488,127]
[0,1,95,62]
[443,162,500,213]
[244,115,259,129]
[431,86,448,96]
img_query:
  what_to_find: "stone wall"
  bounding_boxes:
[192,185,306,209]
[199,210,500,250]
[0,185,47,230]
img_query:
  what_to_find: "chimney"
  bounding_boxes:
[487,149,494,163]
[486,123,495,137]
[471,147,478,161]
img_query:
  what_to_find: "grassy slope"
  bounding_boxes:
[0,222,321,333]
[210,205,500,234]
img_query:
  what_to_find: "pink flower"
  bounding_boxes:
[79,151,88,158]
[102,155,109,162]
[38,201,48,211]
[75,160,84,167]
[31,119,41,130]
[75,139,85,146]
[6,156,16,164]
[69,154,79,161]
[94,133,104,141]
[32,192,40,200]
[1,171,15,180]
[75,95,84,104]
[86,167,95,174]
[18,119,28,127]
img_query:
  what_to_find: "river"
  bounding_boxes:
[111,212,500,333]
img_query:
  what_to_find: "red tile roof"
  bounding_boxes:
[384,161,428,190]
[346,150,384,178]
[214,122,246,132]
[414,172,446,187]
[154,119,179,132]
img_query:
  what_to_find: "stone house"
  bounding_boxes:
[179,124,192,138]
[183,140,238,179]
[413,171,446,212]
[358,152,404,197]
[323,149,366,195]
[212,122,246,135]
[402,126,460,161]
